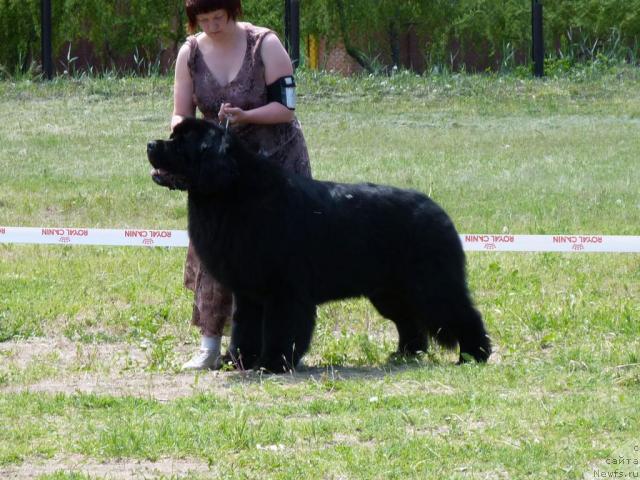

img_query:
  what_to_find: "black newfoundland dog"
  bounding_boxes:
[147,118,490,372]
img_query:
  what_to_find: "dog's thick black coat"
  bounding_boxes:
[147,118,491,372]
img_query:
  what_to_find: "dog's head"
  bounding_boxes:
[146,118,237,194]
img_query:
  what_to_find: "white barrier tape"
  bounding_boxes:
[0,227,639,253]
[461,234,640,253]
[0,227,189,248]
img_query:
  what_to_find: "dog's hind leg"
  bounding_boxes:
[226,294,263,369]
[454,304,491,363]
[259,296,316,373]
[419,297,491,363]
[369,293,428,356]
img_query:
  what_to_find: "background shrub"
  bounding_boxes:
[1,0,640,75]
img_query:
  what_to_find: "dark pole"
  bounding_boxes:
[284,0,300,69]
[532,0,544,77]
[41,0,53,79]
[285,0,290,53]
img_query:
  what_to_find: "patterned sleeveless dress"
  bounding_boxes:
[182,24,312,336]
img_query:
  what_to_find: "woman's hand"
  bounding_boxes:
[217,101,293,126]
[218,103,248,125]
[171,115,188,131]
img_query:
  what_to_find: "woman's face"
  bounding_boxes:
[196,9,232,37]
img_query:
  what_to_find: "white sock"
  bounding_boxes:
[200,335,221,352]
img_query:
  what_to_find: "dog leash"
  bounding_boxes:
[222,100,231,132]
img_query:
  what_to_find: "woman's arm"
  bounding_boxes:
[171,43,196,131]
[261,32,294,85]
[220,32,295,125]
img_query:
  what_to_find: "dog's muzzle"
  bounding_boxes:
[147,141,189,191]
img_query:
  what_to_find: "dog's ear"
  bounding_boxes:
[199,126,230,156]
[196,131,238,195]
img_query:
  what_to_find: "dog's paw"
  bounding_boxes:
[257,356,296,374]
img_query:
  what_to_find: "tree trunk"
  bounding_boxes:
[388,19,400,69]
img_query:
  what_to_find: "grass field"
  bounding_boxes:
[0,68,639,479]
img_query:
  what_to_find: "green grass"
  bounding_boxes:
[0,69,639,479]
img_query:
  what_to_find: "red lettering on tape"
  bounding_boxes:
[125,230,148,238]
[42,228,65,236]
[59,237,71,243]
[66,229,88,237]
[580,235,602,244]
[151,230,171,238]
[554,235,603,247]
[572,244,584,251]
[0,227,5,235]
[142,238,154,245]
[484,243,497,250]
[553,236,578,243]
[491,235,514,243]
[465,235,490,243]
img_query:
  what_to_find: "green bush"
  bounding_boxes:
[0,0,288,76]
[2,0,640,75]
[308,0,640,72]
[1,0,186,75]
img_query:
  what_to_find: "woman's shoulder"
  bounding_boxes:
[240,22,274,38]
[177,34,201,53]
[176,34,202,70]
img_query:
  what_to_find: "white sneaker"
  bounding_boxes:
[181,348,222,371]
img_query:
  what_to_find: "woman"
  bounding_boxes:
[173,0,312,370]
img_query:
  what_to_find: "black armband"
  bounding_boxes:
[266,75,296,110]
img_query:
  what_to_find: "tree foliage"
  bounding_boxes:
[2,0,640,75]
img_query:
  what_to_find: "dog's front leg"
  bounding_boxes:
[225,294,263,370]
[259,296,316,373]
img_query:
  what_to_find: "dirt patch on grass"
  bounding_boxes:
[0,337,147,370]
[0,454,214,479]
[1,338,470,400]
[2,371,239,402]
[0,338,239,400]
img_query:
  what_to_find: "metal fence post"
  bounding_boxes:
[284,0,300,69]
[532,0,544,77]
[41,0,53,79]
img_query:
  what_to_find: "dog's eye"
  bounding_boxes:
[199,142,210,153]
